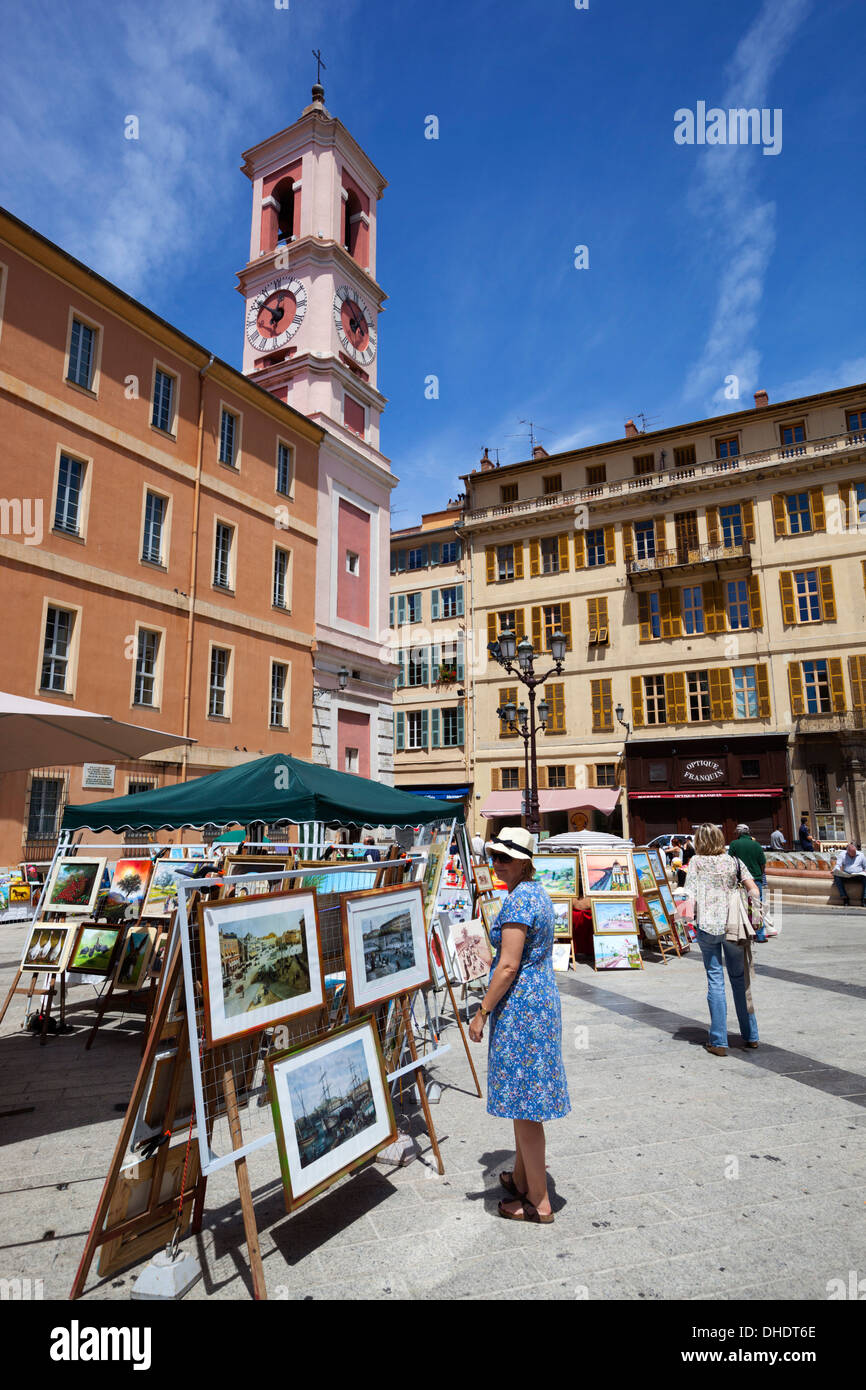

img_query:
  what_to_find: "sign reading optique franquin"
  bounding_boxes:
[682,759,725,783]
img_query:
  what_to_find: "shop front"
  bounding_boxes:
[624,734,791,846]
[478,787,622,840]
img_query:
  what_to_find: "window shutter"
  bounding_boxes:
[631,674,645,728]
[558,533,570,572]
[431,709,441,748]
[487,613,497,649]
[772,494,787,537]
[587,597,598,644]
[430,589,440,621]
[741,499,756,542]
[456,705,464,744]
[665,671,686,724]
[431,644,441,682]
[787,662,805,716]
[420,647,429,684]
[515,607,526,640]
[499,687,517,736]
[397,649,405,687]
[397,594,406,626]
[456,636,465,681]
[566,764,575,788]
[709,667,734,719]
[756,664,771,718]
[604,525,616,565]
[456,585,464,616]
[529,538,541,577]
[637,591,652,642]
[586,763,596,788]
[819,566,836,622]
[828,657,846,712]
[514,543,524,580]
[518,766,526,790]
[486,547,496,583]
[779,572,796,625]
[420,710,429,748]
[389,596,394,627]
[597,596,609,644]
[660,588,681,638]
[491,768,500,792]
[590,680,603,731]
[561,602,573,650]
[622,522,634,563]
[849,655,866,711]
[747,575,763,629]
[706,507,720,547]
[655,516,666,553]
[395,711,405,750]
[552,682,566,733]
[531,607,543,651]
[430,543,440,565]
[702,581,725,633]
[537,765,548,790]
[809,487,826,532]
[838,483,851,529]
[574,531,585,569]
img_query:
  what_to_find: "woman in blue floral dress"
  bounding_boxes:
[468,828,570,1224]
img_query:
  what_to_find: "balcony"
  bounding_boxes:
[627,540,751,582]
[461,428,866,529]
[795,710,866,734]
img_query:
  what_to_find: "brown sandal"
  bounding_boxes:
[499,1171,527,1200]
[497,1198,554,1225]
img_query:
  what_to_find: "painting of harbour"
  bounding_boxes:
[219,908,311,1019]
[288,1038,376,1169]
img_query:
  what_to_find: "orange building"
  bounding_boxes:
[0,207,322,865]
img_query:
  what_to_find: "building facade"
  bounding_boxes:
[237,83,396,783]
[0,208,321,865]
[459,384,866,845]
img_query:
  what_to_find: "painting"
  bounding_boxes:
[591,899,638,936]
[472,863,494,894]
[141,859,198,918]
[657,882,676,918]
[670,914,691,952]
[420,834,450,925]
[67,924,123,976]
[341,883,430,1012]
[645,895,671,938]
[479,895,501,934]
[114,925,159,990]
[593,933,643,971]
[533,855,578,896]
[267,1019,397,1213]
[20,923,75,973]
[632,851,658,895]
[552,941,572,973]
[637,907,658,942]
[430,916,463,987]
[580,849,636,897]
[451,918,493,981]
[100,859,154,925]
[646,848,668,885]
[223,857,292,899]
[198,889,324,1046]
[552,898,572,938]
[45,857,106,915]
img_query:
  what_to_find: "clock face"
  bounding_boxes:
[333,284,377,365]
[246,276,307,353]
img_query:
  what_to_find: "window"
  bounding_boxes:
[543,474,562,494]
[498,686,518,737]
[407,593,422,625]
[847,410,866,432]
[343,395,365,436]
[810,764,831,810]
[27,776,65,839]
[346,550,360,575]
[640,591,661,640]
[40,606,73,692]
[740,757,760,778]
[590,679,612,732]
[785,492,811,534]
[214,522,234,590]
[406,711,426,749]
[408,546,428,570]
[595,763,617,788]
[793,570,821,622]
[546,765,567,789]
[344,747,359,773]
[781,420,806,447]
[674,509,699,558]
[439,585,460,619]
[151,368,175,434]
[586,528,606,566]
[270,663,289,727]
[540,536,560,574]
[644,676,666,725]
[633,454,654,476]
[634,520,655,560]
[802,659,832,714]
[718,503,743,547]
[673,444,696,469]
[726,579,750,630]
[408,647,428,686]
[586,464,606,486]
[133,629,160,706]
[539,602,572,651]
[648,761,667,782]
[142,492,166,565]
[716,436,739,459]
[501,483,518,504]
[687,670,711,722]
[732,667,758,719]
[273,547,290,609]
[67,317,95,390]
[682,586,704,635]
[128,778,157,796]
[774,488,824,537]
[219,408,238,467]
[276,441,293,496]
[501,767,521,790]
[53,454,83,535]
[441,540,460,564]
[442,708,462,747]
[208,647,230,717]
[545,683,566,734]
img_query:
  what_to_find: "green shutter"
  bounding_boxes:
[456,636,465,681]
[430,543,440,564]
[456,705,465,745]
[395,711,405,750]
[397,650,405,687]
[397,549,407,571]
[420,647,429,684]
[420,710,429,748]
[431,589,440,620]
[389,596,395,627]
[456,585,465,616]
[397,594,406,626]
[431,645,441,681]
[431,709,441,747]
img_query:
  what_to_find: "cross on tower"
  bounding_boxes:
[312,49,326,84]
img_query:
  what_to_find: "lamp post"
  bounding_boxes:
[615,701,631,841]
[491,627,567,836]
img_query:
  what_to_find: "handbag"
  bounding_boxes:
[725,859,755,943]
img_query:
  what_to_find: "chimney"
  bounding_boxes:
[753,389,769,409]
[624,419,640,438]
[480,447,495,472]
[532,444,549,459]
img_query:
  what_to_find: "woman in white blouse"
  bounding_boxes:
[683,823,761,1056]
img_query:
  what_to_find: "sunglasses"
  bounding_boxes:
[489,852,512,865]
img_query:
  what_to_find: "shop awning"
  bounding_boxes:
[400,785,471,801]
[480,788,620,818]
[628,788,784,799]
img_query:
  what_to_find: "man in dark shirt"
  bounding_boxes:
[362,836,382,863]
[798,815,818,852]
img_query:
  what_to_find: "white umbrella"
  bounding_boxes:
[0,690,193,773]
[542,829,633,850]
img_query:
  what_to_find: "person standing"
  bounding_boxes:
[468,827,570,1223]
[728,823,768,942]
[683,823,762,1055]
[770,827,787,851]
[832,842,866,906]
[362,836,381,863]
[798,814,818,852]
[471,832,486,859]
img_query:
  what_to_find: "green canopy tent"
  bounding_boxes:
[61,753,463,833]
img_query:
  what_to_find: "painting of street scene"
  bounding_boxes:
[581,850,636,896]
[288,1037,376,1170]
[361,903,416,981]
[592,899,638,935]
[219,908,311,1019]
[342,885,429,1010]
[593,933,643,971]
[452,919,493,981]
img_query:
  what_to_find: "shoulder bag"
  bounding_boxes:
[725,858,755,944]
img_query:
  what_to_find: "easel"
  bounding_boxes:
[0,964,67,1044]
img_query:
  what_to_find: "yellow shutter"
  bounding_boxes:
[537,765,548,790]
[587,597,598,643]
[558,533,570,572]
[531,606,543,651]
[491,768,500,792]
[706,507,720,547]
[498,686,518,736]
[631,674,645,728]
[747,574,763,629]
[586,763,596,788]
[518,766,526,790]
[828,657,846,712]
[566,764,575,788]
[574,531,585,568]
[849,655,866,711]
[772,494,787,537]
[514,542,524,580]
[655,516,666,553]
[547,683,565,733]
[597,596,609,644]
[665,671,686,724]
[809,487,826,532]
[604,524,616,565]
[788,663,805,716]
[487,613,497,649]
[742,499,756,542]
[819,566,836,621]
[756,664,771,718]
[561,602,573,650]
[515,608,526,641]
[708,667,734,719]
[637,591,652,642]
[622,522,634,563]
[529,538,541,577]
[486,547,496,583]
[660,588,681,638]
[838,483,851,529]
[779,572,796,625]
[702,581,725,633]
[591,679,612,732]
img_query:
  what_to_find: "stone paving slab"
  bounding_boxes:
[1,908,865,1300]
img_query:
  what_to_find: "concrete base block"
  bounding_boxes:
[130,1246,202,1300]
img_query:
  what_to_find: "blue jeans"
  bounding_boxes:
[754,877,767,941]
[696,928,759,1047]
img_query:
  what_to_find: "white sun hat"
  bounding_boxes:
[484,827,536,862]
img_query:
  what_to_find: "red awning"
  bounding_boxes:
[628,788,784,799]
[480,788,621,818]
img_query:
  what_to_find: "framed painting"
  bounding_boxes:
[632,851,658,896]
[429,916,463,987]
[451,918,493,982]
[552,897,573,938]
[580,849,637,897]
[646,848,668,885]
[113,924,160,990]
[141,860,198,918]
[222,857,292,899]
[669,913,691,952]
[267,1018,397,1214]
[657,882,676,918]
[66,924,123,976]
[20,922,76,974]
[591,898,638,936]
[593,933,643,971]
[645,894,671,938]
[533,855,578,897]
[472,863,494,894]
[45,857,106,915]
[198,889,324,1046]
[19,862,42,884]
[552,940,572,972]
[100,859,154,925]
[420,834,450,925]
[479,894,501,935]
[340,883,429,1012]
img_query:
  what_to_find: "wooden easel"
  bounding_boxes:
[0,965,66,1044]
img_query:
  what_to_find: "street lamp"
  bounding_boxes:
[338,666,349,691]
[489,625,568,836]
[549,630,567,666]
[615,702,631,841]
[517,636,534,674]
[499,628,517,663]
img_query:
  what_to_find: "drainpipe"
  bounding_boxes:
[180,353,214,784]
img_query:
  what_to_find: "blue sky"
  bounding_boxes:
[1,0,863,528]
